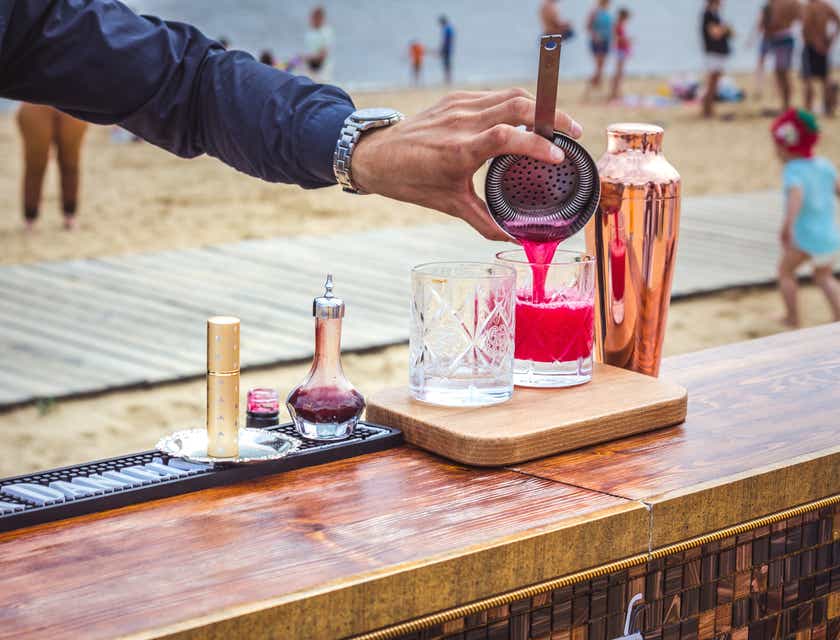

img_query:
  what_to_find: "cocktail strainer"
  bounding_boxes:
[485,35,600,243]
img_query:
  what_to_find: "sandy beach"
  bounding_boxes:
[3,76,839,265]
[1,76,839,476]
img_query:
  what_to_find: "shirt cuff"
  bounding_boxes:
[300,92,355,187]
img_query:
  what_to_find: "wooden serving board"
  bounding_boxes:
[366,363,688,467]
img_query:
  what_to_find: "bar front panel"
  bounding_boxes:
[387,502,840,640]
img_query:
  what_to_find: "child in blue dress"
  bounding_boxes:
[772,108,840,327]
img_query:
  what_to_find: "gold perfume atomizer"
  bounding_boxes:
[206,316,240,458]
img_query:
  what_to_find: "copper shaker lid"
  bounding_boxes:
[606,123,664,153]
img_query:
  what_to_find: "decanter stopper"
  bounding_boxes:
[287,275,365,440]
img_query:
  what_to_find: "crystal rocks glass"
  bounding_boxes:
[496,250,596,388]
[410,262,516,407]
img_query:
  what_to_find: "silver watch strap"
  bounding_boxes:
[334,122,364,194]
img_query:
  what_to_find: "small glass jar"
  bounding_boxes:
[286,275,365,440]
[245,388,280,429]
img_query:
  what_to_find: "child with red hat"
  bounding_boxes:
[771,108,840,327]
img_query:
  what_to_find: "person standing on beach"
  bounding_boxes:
[801,0,840,115]
[409,41,425,86]
[766,0,803,112]
[1,0,584,242]
[609,8,631,102]
[16,104,88,232]
[584,0,613,101]
[701,0,733,119]
[304,6,333,82]
[540,0,574,39]
[750,3,773,98]
[439,15,455,85]
[771,108,840,326]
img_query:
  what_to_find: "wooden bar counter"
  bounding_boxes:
[1,325,839,640]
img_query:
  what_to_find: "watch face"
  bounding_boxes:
[354,107,399,122]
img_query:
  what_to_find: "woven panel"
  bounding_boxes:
[394,503,840,640]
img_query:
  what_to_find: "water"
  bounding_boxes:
[133,0,780,90]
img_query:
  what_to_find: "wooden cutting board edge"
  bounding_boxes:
[367,376,688,467]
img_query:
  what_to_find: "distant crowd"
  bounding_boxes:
[702,0,839,118]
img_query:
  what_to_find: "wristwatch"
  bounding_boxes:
[333,107,404,194]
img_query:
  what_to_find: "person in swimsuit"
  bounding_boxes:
[772,108,840,326]
[801,0,840,115]
[701,0,733,118]
[585,0,613,100]
[16,103,88,231]
[766,0,803,112]
[609,8,631,102]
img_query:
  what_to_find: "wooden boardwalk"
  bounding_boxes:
[0,190,794,407]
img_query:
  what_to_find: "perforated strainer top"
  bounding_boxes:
[484,35,600,243]
[486,132,599,242]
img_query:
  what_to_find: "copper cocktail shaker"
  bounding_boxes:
[584,124,681,377]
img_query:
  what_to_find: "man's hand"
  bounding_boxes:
[350,88,583,241]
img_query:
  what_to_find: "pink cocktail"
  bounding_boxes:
[497,249,596,388]
[515,290,594,363]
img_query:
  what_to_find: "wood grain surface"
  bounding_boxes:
[367,364,687,466]
[0,447,646,640]
[514,323,840,546]
[2,325,839,640]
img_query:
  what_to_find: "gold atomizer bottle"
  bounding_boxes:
[206,316,240,458]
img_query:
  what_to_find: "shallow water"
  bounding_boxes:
[133,0,797,89]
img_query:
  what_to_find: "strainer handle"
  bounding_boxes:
[535,34,562,140]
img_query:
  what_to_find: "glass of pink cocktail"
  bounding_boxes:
[496,250,596,388]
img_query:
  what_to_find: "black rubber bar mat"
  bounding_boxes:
[0,421,402,533]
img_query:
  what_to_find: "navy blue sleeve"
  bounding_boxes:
[0,0,355,188]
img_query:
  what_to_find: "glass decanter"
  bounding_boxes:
[286,275,365,440]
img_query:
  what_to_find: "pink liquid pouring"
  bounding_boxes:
[517,240,595,363]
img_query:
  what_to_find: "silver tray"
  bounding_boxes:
[156,428,301,465]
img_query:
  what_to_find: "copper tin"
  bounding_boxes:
[584,124,681,377]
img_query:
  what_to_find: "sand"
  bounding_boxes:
[1,75,839,476]
[3,75,839,264]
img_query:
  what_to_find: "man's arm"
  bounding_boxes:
[0,0,353,188]
[0,1,586,241]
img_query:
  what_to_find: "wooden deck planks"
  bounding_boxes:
[0,190,802,406]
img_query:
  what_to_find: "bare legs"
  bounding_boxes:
[804,78,833,117]
[814,265,840,321]
[754,52,767,99]
[702,71,722,118]
[775,68,792,111]
[15,103,87,231]
[609,56,626,102]
[585,53,607,100]
[778,247,808,327]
